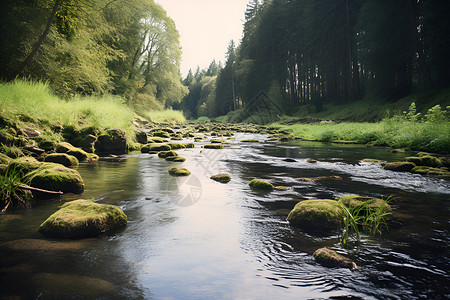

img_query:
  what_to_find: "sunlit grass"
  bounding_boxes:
[0,79,135,139]
[142,109,186,123]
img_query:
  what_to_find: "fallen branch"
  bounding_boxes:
[18,185,63,196]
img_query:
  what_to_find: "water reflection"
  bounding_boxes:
[0,136,449,299]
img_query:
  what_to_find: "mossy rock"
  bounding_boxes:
[313,248,357,270]
[168,167,191,176]
[406,156,442,168]
[439,157,450,168]
[204,144,223,149]
[38,199,127,238]
[152,131,171,139]
[211,139,225,144]
[306,158,318,163]
[158,150,178,158]
[8,156,42,173]
[141,143,171,153]
[136,131,148,144]
[339,195,392,215]
[167,143,186,150]
[382,161,416,172]
[391,148,406,153]
[287,199,346,232]
[56,142,89,162]
[361,158,382,163]
[249,179,274,190]
[27,163,85,194]
[182,143,194,148]
[211,173,231,183]
[275,186,290,191]
[148,137,167,143]
[411,166,435,175]
[416,152,431,157]
[95,128,128,155]
[44,153,79,167]
[426,169,450,179]
[166,156,186,162]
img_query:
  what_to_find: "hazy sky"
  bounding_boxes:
[156,0,249,78]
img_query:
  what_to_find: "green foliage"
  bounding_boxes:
[404,102,421,122]
[341,196,392,247]
[142,109,186,124]
[0,167,30,213]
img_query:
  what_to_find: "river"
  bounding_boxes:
[1,133,449,299]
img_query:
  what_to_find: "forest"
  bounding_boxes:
[182,0,450,121]
[0,0,187,111]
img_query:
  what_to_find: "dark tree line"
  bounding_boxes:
[185,0,450,119]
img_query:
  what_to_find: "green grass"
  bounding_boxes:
[142,109,186,123]
[271,117,450,153]
[0,80,136,140]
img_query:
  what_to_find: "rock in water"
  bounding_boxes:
[39,199,127,238]
[95,128,128,155]
[249,179,274,190]
[287,199,346,232]
[313,247,357,270]
[211,173,231,183]
[26,163,85,194]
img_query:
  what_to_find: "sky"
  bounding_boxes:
[156,0,249,78]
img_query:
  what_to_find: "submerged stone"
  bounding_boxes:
[158,150,178,158]
[287,199,346,232]
[141,143,171,153]
[168,167,191,176]
[211,173,231,183]
[313,248,357,270]
[39,199,127,238]
[249,179,274,190]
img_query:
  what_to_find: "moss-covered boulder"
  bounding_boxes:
[141,143,172,153]
[136,131,148,144]
[95,129,128,155]
[27,163,84,194]
[382,161,416,172]
[8,156,42,173]
[56,142,89,162]
[211,173,231,183]
[313,248,357,270]
[44,153,79,167]
[249,179,274,190]
[152,131,171,139]
[39,199,127,238]
[406,156,442,168]
[166,156,186,162]
[182,143,195,148]
[439,157,450,168]
[287,199,346,232]
[204,144,223,149]
[158,150,178,158]
[168,167,191,176]
[167,143,186,150]
[148,137,168,143]
[339,195,392,216]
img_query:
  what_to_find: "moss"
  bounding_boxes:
[167,143,186,150]
[361,158,382,163]
[8,156,42,174]
[158,150,178,158]
[426,169,450,179]
[287,199,346,232]
[416,152,431,157]
[406,156,442,167]
[44,153,79,167]
[339,195,392,214]
[56,142,89,162]
[0,153,12,165]
[148,137,167,143]
[411,166,434,175]
[26,163,84,194]
[313,248,357,269]
[211,139,225,144]
[249,179,274,190]
[275,186,290,191]
[241,139,259,143]
[306,158,318,163]
[168,167,191,176]
[166,156,186,162]
[141,143,171,153]
[211,173,231,183]
[38,199,127,238]
[439,157,450,168]
[152,131,171,139]
[382,161,416,172]
[204,144,223,149]
[391,148,406,153]
[182,143,194,148]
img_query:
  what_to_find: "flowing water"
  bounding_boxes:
[0,133,449,299]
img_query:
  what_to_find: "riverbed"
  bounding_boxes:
[1,133,449,299]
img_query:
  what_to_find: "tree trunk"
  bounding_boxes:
[7,0,62,81]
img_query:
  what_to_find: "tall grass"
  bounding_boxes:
[272,115,450,153]
[142,109,186,123]
[1,167,30,213]
[0,79,135,138]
